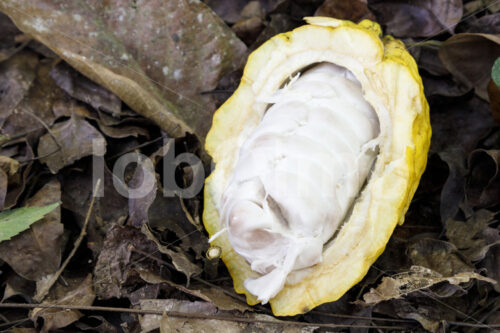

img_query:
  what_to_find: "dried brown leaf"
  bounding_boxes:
[467,149,500,208]
[315,0,375,22]
[50,61,122,117]
[0,50,37,127]
[369,0,463,37]
[488,79,500,123]
[439,33,500,101]
[0,12,26,62]
[0,0,247,140]
[361,265,494,306]
[466,13,500,34]
[37,114,106,173]
[141,225,202,281]
[408,238,473,276]
[93,224,160,300]
[61,163,128,255]
[446,209,498,261]
[31,274,95,333]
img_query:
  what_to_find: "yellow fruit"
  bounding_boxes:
[203,17,431,316]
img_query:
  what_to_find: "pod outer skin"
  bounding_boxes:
[203,17,431,316]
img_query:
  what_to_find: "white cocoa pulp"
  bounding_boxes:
[220,63,380,303]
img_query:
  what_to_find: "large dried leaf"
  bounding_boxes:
[0,0,247,140]
[0,179,63,280]
[439,33,500,100]
[361,266,494,305]
[37,114,106,173]
[369,0,463,37]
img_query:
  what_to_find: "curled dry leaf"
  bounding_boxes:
[437,150,467,224]
[50,61,122,117]
[0,139,34,209]
[466,13,500,34]
[1,57,67,138]
[369,0,463,37]
[0,179,63,281]
[128,156,158,228]
[37,114,106,173]
[439,33,500,101]
[468,149,500,208]
[141,225,202,282]
[488,79,500,123]
[314,0,375,22]
[31,274,96,333]
[206,0,284,24]
[0,50,37,128]
[479,240,500,292]
[0,155,19,209]
[0,12,28,62]
[93,224,161,300]
[0,0,247,140]
[1,271,35,302]
[446,209,499,261]
[52,99,150,139]
[361,265,495,306]
[408,238,474,276]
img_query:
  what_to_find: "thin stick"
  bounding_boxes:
[129,246,255,310]
[0,303,409,330]
[0,318,31,330]
[106,134,168,161]
[310,310,413,323]
[20,109,62,151]
[34,178,101,302]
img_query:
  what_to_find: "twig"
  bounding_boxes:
[0,318,31,330]
[34,179,101,302]
[19,109,62,151]
[0,303,410,330]
[129,246,258,312]
[199,89,235,95]
[20,148,61,166]
[310,310,414,323]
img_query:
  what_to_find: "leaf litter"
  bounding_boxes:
[0,1,499,332]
